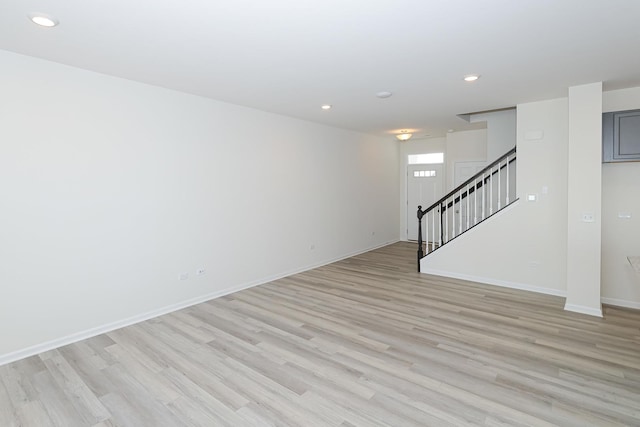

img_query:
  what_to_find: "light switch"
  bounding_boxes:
[527,194,537,202]
[582,213,595,223]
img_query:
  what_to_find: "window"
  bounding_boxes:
[408,152,444,164]
[413,170,437,178]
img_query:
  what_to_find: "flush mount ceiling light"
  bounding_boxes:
[396,130,412,141]
[321,104,332,110]
[376,91,393,99]
[464,74,480,82]
[29,14,59,27]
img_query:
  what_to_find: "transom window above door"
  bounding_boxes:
[408,153,444,164]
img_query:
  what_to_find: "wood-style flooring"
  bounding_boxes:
[1,242,640,426]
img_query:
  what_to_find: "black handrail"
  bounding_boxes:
[419,146,516,216]
[416,146,517,271]
[440,155,516,213]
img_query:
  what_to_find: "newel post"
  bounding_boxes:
[417,205,424,272]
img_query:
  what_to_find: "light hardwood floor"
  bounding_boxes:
[1,242,640,426]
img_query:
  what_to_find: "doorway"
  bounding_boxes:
[407,164,443,241]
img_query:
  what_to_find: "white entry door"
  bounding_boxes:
[407,164,443,241]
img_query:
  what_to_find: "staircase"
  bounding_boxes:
[416,147,517,271]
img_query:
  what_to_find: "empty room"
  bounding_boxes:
[1,1,640,426]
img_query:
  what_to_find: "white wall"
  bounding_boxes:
[444,130,487,191]
[470,109,517,162]
[565,82,603,317]
[421,98,569,296]
[601,87,640,308]
[0,50,400,363]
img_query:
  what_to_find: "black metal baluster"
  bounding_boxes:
[440,203,445,246]
[417,205,424,272]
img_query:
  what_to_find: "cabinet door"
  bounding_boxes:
[603,109,640,162]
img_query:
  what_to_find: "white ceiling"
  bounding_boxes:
[1,0,639,138]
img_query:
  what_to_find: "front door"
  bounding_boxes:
[407,164,443,241]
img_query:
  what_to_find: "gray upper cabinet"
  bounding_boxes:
[603,109,640,163]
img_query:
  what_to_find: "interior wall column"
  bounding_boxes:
[565,82,603,316]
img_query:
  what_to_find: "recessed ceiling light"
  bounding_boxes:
[376,91,393,99]
[464,74,480,82]
[321,104,332,110]
[29,14,59,27]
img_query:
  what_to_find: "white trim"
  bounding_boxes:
[0,240,399,367]
[564,303,603,317]
[420,268,567,297]
[601,297,640,310]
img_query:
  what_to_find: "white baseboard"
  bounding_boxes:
[0,240,399,367]
[564,303,603,317]
[601,297,640,310]
[420,268,567,297]
[421,269,620,319]
[0,283,256,367]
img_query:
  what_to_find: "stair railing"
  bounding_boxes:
[417,147,517,271]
